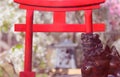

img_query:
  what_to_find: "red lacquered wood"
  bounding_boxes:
[85,10,93,33]
[24,10,34,72]
[54,12,65,24]
[20,72,35,77]
[15,24,105,32]
[19,4,100,11]
[14,0,105,7]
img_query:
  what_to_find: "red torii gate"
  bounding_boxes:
[14,0,105,77]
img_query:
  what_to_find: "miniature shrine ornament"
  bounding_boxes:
[14,0,105,77]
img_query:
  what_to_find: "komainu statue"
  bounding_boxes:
[81,33,111,77]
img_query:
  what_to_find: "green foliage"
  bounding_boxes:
[34,45,38,53]
[1,20,10,32]
[12,44,23,52]
[0,67,3,77]
[39,60,46,69]
[36,74,48,77]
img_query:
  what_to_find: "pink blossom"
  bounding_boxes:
[102,0,120,16]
